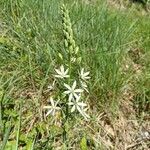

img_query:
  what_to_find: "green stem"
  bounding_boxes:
[15,103,22,150]
[0,92,5,141]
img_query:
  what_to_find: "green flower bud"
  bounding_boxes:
[58,53,63,60]
[65,39,68,48]
[77,57,82,63]
[69,45,73,53]
[66,32,70,40]
[75,46,79,54]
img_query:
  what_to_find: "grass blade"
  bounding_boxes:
[15,103,22,150]
[1,122,12,150]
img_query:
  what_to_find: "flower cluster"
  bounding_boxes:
[44,66,90,120]
[43,4,91,121]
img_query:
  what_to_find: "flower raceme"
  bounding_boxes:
[43,5,91,122]
[54,65,69,79]
[64,81,83,102]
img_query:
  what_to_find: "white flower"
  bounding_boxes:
[43,97,61,116]
[68,96,90,120]
[54,65,69,79]
[64,81,83,101]
[47,80,55,91]
[80,80,89,93]
[80,68,90,81]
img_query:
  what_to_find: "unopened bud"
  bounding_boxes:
[69,45,73,53]
[58,53,63,60]
[77,57,82,63]
[75,46,79,54]
[65,39,68,48]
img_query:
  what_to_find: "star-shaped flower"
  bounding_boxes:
[43,97,61,116]
[80,80,89,93]
[54,65,69,79]
[80,68,90,81]
[47,80,55,91]
[68,96,90,120]
[64,81,83,101]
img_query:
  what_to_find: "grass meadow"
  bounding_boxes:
[0,0,150,149]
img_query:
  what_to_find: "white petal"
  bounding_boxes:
[76,106,85,116]
[81,82,87,87]
[64,75,70,78]
[47,85,53,90]
[77,106,89,120]
[46,109,53,116]
[52,80,56,86]
[50,98,55,106]
[81,82,89,92]
[64,90,71,94]
[75,95,81,100]
[84,88,89,93]
[64,68,69,74]
[55,99,60,106]
[68,102,74,106]
[83,112,90,120]
[54,75,63,78]
[83,107,88,112]
[69,93,73,102]
[55,68,62,75]
[60,65,64,73]
[43,106,52,109]
[78,102,87,107]
[74,93,80,100]
[81,68,84,75]
[51,110,56,116]
[72,81,77,89]
[71,105,76,112]
[74,89,84,93]
[83,71,90,77]
[54,107,60,110]
[64,83,72,90]
[56,107,61,110]
[84,76,90,79]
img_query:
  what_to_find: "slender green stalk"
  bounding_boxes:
[60,4,78,144]
[1,121,12,150]
[0,92,4,141]
[15,103,22,150]
[30,133,37,150]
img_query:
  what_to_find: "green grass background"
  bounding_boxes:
[0,0,149,149]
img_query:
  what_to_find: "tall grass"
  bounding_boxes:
[0,0,136,105]
[0,0,149,149]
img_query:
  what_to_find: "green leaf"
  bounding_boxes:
[1,122,12,150]
[80,136,88,150]
[5,141,16,150]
